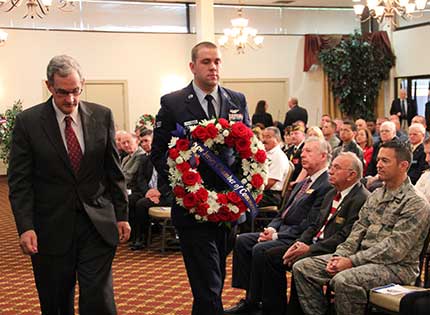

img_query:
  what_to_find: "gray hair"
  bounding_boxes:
[265,126,282,142]
[47,55,84,84]
[380,121,396,134]
[305,136,332,165]
[337,152,363,180]
[409,123,426,136]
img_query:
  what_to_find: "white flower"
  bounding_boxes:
[175,156,184,164]
[230,205,239,214]
[251,147,258,154]
[168,137,178,148]
[222,130,230,137]
[216,123,222,130]
[241,178,248,185]
[187,184,201,193]
[205,139,214,147]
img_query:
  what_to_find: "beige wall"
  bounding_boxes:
[0,29,324,129]
[392,25,430,77]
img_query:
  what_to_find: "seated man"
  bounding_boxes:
[293,140,430,315]
[137,127,153,155]
[262,152,369,315]
[408,123,428,185]
[225,137,332,315]
[121,132,145,187]
[259,126,291,207]
[285,125,306,183]
[115,129,128,161]
[415,137,430,203]
[332,120,363,164]
[129,154,173,250]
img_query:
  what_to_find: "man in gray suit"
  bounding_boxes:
[8,55,130,315]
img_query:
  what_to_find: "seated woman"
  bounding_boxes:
[355,127,374,175]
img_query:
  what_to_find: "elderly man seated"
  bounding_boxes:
[259,127,291,207]
[261,152,369,315]
[121,132,145,187]
[224,137,332,315]
[293,140,430,315]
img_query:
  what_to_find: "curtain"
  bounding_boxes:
[306,31,395,118]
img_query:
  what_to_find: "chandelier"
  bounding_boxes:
[218,8,264,54]
[0,30,7,46]
[0,0,77,19]
[353,0,429,26]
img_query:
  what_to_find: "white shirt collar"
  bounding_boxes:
[192,80,220,107]
[338,181,359,200]
[52,98,80,124]
[309,166,328,185]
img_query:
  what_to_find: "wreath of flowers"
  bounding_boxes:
[167,118,269,223]
[135,114,155,131]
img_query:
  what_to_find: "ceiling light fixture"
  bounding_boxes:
[0,0,77,19]
[218,7,264,54]
[353,0,429,27]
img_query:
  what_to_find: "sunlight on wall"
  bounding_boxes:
[160,75,187,96]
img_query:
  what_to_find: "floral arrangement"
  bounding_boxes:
[167,118,268,223]
[135,114,155,131]
[0,100,23,165]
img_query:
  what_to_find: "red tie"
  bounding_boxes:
[314,192,342,241]
[64,116,83,174]
[281,177,312,219]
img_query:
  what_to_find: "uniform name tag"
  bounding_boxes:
[184,120,198,127]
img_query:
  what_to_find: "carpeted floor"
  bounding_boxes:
[0,176,244,315]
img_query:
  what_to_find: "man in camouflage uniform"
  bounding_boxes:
[293,140,430,315]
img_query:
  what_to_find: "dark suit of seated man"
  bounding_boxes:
[261,152,369,315]
[225,137,332,315]
[128,154,173,250]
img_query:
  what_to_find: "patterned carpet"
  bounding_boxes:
[0,176,243,315]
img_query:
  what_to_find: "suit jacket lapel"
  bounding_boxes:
[183,83,209,120]
[327,183,360,223]
[40,98,73,173]
[78,101,96,177]
[219,86,240,119]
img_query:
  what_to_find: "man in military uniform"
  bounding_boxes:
[293,140,430,315]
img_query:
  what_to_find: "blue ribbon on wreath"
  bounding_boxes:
[192,141,259,219]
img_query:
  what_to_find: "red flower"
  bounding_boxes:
[173,186,186,198]
[237,201,248,213]
[206,123,218,139]
[251,174,264,189]
[231,122,250,138]
[176,139,190,151]
[254,150,267,163]
[176,162,191,173]
[191,125,209,141]
[256,194,263,204]
[227,191,241,204]
[217,193,229,205]
[235,138,251,152]
[207,213,219,222]
[224,135,235,147]
[195,188,209,202]
[183,193,198,208]
[239,149,253,159]
[196,203,210,217]
[218,118,230,129]
[217,206,231,221]
[182,171,201,186]
[169,148,180,160]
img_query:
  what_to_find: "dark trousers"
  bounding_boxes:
[31,210,117,315]
[262,245,307,315]
[177,224,236,315]
[232,233,293,304]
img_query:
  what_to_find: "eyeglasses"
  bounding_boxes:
[53,87,83,97]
